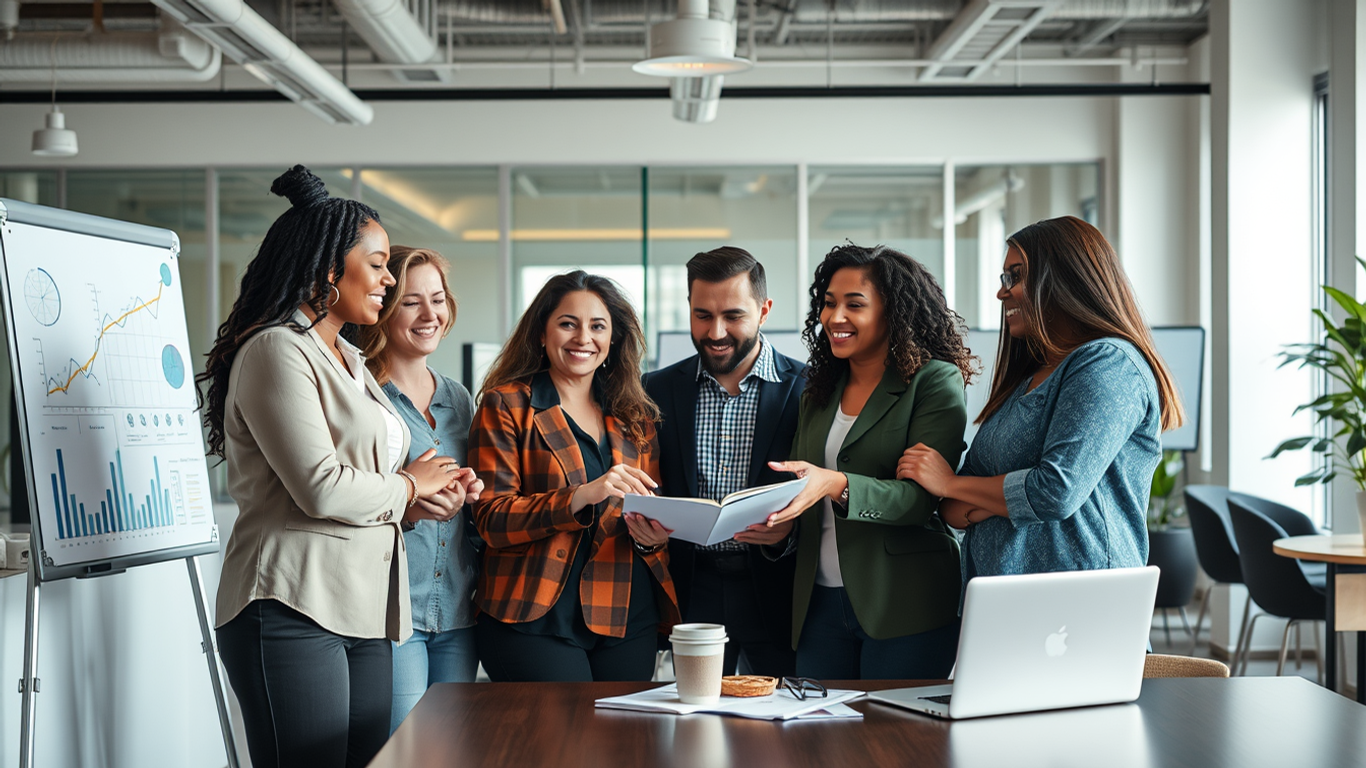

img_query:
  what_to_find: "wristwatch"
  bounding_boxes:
[632,539,666,555]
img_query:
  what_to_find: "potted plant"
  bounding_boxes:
[1271,260,1366,532]
[1147,449,1197,643]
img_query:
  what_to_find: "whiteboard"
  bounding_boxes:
[964,327,1205,453]
[0,199,217,581]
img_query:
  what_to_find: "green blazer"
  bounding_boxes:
[791,360,967,647]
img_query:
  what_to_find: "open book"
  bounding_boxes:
[621,477,808,546]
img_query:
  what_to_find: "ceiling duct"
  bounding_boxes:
[0,24,221,82]
[1054,0,1206,19]
[331,0,449,83]
[150,0,373,124]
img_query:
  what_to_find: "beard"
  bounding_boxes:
[693,331,760,377]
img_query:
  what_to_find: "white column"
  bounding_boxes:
[1207,0,1322,659]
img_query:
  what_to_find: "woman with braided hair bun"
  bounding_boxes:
[763,243,974,680]
[200,165,463,768]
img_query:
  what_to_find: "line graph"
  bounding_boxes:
[46,281,165,396]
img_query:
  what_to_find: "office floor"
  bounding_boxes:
[1149,606,1323,684]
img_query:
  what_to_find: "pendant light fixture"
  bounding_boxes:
[633,0,751,77]
[32,36,78,158]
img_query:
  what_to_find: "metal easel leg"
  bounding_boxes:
[186,556,241,768]
[18,561,40,768]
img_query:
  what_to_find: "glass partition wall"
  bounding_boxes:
[0,161,1103,502]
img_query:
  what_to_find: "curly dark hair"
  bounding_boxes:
[802,243,977,409]
[196,165,380,458]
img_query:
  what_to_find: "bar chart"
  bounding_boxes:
[48,448,177,541]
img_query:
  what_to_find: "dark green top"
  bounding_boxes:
[789,361,968,646]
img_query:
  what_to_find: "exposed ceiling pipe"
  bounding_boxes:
[0,0,19,36]
[0,26,222,82]
[1065,16,1128,56]
[1055,0,1206,20]
[150,0,373,124]
[330,0,435,64]
[330,0,451,82]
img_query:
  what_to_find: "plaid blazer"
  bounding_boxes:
[469,378,680,637]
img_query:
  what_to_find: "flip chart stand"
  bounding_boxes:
[16,556,241,768]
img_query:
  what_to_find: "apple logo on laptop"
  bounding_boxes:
[1045,626,1069,657]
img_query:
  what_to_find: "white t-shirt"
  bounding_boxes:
[337,338,405,472]
[815,407,859,588]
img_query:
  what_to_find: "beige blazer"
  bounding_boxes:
[215,310,413,641]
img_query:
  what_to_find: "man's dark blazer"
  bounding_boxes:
[643,348,806,648]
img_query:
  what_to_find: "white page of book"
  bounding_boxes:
[622,477,808,546]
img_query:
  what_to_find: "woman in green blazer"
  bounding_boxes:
[766,244,975,679]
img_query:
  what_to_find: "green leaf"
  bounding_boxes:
[1324,286,1366,324]
[1294,468,1327,486]
[1268,436,1314,458]
[1349,429,1366,456]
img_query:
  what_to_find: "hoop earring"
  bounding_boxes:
[327,283,340,307]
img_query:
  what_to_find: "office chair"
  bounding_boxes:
[1143,653,1230,679]
[1183,486,1247,661]
[1226,494,1327,681]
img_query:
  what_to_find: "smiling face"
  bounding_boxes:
[541,289,612,382]
[820,266,888,365]
[383,262,450,362]
[689,272,772,377]
[330,220,393,326]
[997,244,1029,339]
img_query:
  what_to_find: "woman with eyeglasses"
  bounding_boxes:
[897,216,1184,580]
[763,243,974,680]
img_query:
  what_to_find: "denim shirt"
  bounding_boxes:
[960,337,1161,579]
[383,372,479,633]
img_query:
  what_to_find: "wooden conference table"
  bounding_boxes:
[369,677,1366,768]
[1273,534,1366,703]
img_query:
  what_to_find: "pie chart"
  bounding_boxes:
[24,268,61,326]
[161,345,185,389]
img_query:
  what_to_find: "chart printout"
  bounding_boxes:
[2,222,215,566]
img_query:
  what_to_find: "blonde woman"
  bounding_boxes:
[355,246,484,732]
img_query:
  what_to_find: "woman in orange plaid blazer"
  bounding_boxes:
[469,270,680,681]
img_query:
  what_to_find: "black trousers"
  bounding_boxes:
[475,613,658,682]
[688,550,798,678]
[216,600,393,768]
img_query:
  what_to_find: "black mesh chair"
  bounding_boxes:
[1183,486,1245,660]
[1226,494,1327,680]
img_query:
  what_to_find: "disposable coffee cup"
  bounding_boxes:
[669,623,728,705]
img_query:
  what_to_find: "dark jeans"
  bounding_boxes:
[796,585,960,680]
[217,600,393,768]
[688,550,797,677]
[476,613,658,682]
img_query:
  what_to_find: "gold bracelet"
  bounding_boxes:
[397,470,419,508]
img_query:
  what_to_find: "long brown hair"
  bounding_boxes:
[479,270,659,449]
[977,216,1184,431]
[354,246,458,386]
[802,243,977,409]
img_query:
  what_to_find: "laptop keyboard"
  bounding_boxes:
[920,694,952,705]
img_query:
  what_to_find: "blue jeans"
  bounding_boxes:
[796,585,960,680]
[390,626,478,733]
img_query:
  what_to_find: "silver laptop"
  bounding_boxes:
[870,566,1159,719]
